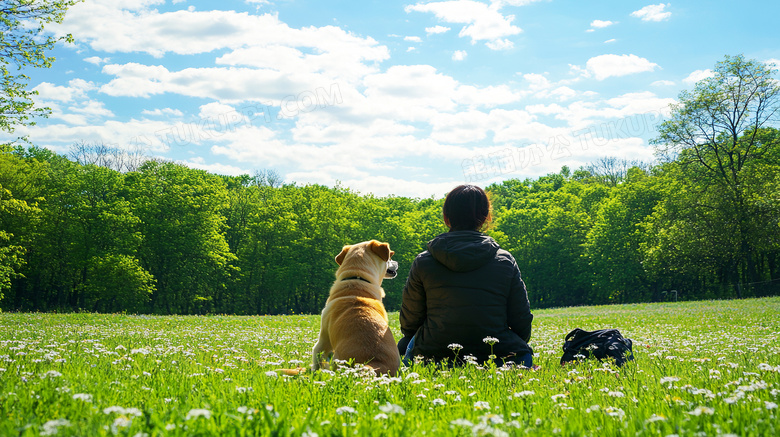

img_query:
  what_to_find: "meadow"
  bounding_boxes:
[1,298,778,436]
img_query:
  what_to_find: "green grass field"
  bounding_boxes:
[1,298,779,436]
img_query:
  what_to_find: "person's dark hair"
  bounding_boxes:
[442,185,493,231]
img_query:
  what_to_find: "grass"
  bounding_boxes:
[1,298,779,436]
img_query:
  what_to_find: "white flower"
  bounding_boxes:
[448,343,464,350]
[432,398,446,406]
[687,406,714,416]
[378,403,405,415]
[336,406,356,415]
[608,391,625,398]
[72,393,92,402]
[474,401,491,410]
[164,424,176,431]
[373,413,388,420]
[514,390,535,397]
[264,370,278,377]
[115,345,126,351]
[112,417,131,429]
[40,419,70,436]
[103,406,142,417]
[482,337,499,345]
[404,372,420,380]
[605,407,625,419]
[645,414,666,423]
[41,370,62,379]
[130,348,150,355]
[765,401,778,410]
[660,376,680,384]
[185,409,212,420]
[551,394,567,401]
[450,418,474,427]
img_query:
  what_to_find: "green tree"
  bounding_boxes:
[652,55,780,294]
[1,0,79,133]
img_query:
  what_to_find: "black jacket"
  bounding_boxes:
[400,231,533,364]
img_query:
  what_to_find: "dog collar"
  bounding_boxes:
[342,276,371,283]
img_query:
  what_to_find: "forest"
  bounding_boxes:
[1,55,779,315]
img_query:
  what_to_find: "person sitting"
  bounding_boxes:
[398,184,534,367]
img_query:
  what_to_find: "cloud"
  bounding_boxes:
[576,54,659,80]
[425,25,451,34]
[651,80,675,86]
[485,38,514,51]
[405,1,522,49]
[452,50,468,61]
[141,108,185,117]
[590,19,615,29]
[631,3,671,22]
[604,38,617,44]
[179,157,250,176]
[682,69,714,85]
[404,36,423,42]
[84,56,110,65]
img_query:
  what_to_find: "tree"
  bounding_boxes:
[1,0,79,133]
[652,55,780,292]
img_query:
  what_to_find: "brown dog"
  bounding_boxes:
[311,240,400,376]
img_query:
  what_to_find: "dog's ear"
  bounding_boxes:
[335,245,351,265]
[368,240,392,261]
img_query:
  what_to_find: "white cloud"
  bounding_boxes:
[452,50,468,61]
[682,69,714,85]
[485,38,514,51]
[405,1,522,49]
[179,157,250,176]
[577,54,659,80]
[51,5,389,84]
[84,56,110,65]
[651,80,675,86]
[404,36,423,42]
[631,4,671,22]
[590,20,615,29]
[604,38,617,44]
[33,79,96,102]
[141,108,185,117]
[766,58,780,68]
[425,25,451,34]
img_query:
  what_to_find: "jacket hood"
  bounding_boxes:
[427,230,500,272]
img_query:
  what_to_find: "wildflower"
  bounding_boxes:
[765,401,778,410]
[513,390,535,397]
[185,409,212,420]
[645,414,666,423]
[164,424,176,431]
[448,343,463,350]
[482,337,499,345]
[660,376,679,385]
[41,370,62,379]
[130,348,150,355]
[608,391,625,398]
[483,414,504,424]
[264,370,278,377]
[115,345,126,351]
[450,418,475,427]
[111,417,132,433]
[378,403,405,415]
[40,419,70,436]
[474,401,491,410]
[103,406,142,417]
[373,413,388,420]
[72,393,92,402]
[551,393,567,401]
[605,407,625,419]
[432,398,446,406]
[336,406,356,415]
[686,406,714,416]
[405,372,420,380]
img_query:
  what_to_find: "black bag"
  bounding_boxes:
[560,328,634,367]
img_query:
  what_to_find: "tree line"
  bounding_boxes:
[1,54,779,314]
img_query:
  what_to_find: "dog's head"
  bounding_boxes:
[335,240,399,282]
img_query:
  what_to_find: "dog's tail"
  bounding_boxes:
[274,367,308,376]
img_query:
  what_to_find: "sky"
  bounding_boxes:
[7,0,780,198]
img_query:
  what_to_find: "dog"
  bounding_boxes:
[310,240,400,376]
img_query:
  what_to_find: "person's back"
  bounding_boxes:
[398,185,534,366]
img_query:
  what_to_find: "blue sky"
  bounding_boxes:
[9,0,780,198]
